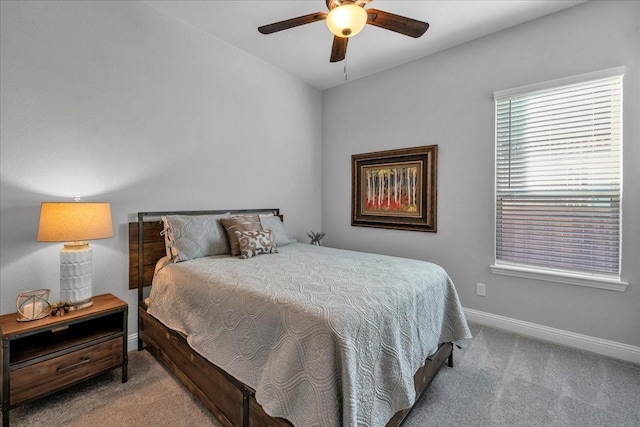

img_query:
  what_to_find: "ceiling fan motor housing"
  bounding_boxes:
[326,0,371,9]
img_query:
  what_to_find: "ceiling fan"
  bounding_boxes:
[258,0,429,63]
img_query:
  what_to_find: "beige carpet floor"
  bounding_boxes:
[7,322,640,426]
[8,348,220,427]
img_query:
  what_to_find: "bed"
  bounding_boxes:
[129,209,471,427]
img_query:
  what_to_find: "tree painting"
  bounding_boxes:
[352,146,437,232]
[362,161,421,215]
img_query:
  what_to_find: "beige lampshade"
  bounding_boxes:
[326,4,368,38]
[37,202,113,242]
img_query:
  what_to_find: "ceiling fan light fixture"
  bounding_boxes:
[326,4,367,38]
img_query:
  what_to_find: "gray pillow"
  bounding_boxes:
[259,215,296,247]
[162,213,231,261]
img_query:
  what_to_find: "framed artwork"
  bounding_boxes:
[352,145,437,232]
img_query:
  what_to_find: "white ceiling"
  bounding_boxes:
[142,0,585,91]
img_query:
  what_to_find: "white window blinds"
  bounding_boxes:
[495,72,623,277]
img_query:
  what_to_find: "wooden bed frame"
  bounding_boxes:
[129,209,455,427]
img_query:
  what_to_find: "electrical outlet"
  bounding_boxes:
[476,283,486,297]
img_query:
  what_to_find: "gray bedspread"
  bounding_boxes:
[148,243,471,426]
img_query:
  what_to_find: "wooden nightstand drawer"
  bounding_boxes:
[10,337,123,405]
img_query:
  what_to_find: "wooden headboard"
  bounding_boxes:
[128,220,165,290]
[128,209,281,295]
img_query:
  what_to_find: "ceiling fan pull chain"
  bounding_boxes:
[344,58,348,81]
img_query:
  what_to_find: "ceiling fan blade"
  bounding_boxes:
[258,12,328,34]
[366,8,429,38]
[330,36,348,63]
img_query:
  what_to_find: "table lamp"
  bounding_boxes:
[37,201,113,309]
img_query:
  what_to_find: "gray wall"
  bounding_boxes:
[322,1,640,346]
[0,1,323,335]
[1,0,638,348]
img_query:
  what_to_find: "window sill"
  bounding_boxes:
[490,263,628,292]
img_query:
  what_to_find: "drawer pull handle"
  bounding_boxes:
[57,357,91,373]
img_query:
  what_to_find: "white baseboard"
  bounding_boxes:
[127,333,138,352]
[463,308,640,365]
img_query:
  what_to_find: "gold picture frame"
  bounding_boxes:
[352,145,437,232]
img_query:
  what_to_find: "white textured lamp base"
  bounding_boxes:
[60,242,93,308]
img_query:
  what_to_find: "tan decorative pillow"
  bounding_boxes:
[220,215,263,256]
[235,229,278,259]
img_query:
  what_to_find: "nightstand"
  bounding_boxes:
[0,293,128,426]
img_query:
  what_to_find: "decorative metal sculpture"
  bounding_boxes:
[307,230,326,246]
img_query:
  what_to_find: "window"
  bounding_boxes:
[492,68,626,291]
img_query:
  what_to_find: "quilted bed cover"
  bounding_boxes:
[148,243,471,426]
